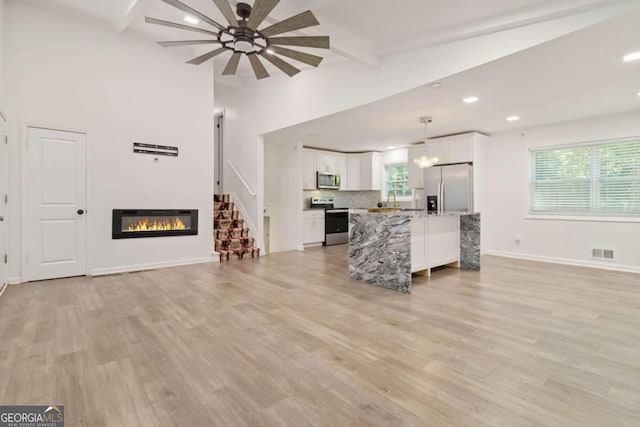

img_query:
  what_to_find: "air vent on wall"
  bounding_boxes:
[592,248,615,261]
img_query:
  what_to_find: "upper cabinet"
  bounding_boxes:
[316,151,345,175]
[408,133,486,188]
[345,155,362,191]
[425,133,476,165]
[302,149,317,190]
[302,148,346,190]
[360,152,381,191]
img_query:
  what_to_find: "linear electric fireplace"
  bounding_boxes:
[112,209,198,239]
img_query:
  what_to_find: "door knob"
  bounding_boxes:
[77,209,85,215]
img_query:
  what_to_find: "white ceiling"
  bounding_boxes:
[24,0,630,79]
[263,9,640,151]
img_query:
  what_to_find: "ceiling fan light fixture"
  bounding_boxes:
[183,16,199,25]
[234,39,253,53]
[148,0,330,79]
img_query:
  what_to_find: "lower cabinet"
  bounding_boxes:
[411,216,459,273]
[303,211,325,245]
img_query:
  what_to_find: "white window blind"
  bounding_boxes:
[530,138,640,216]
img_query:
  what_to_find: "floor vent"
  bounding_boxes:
[592,248,615,261]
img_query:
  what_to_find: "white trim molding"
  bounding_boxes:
[485,250,640,274]
[90,256,213,276]
[9,277,23,285]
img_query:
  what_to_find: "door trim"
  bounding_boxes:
[21,123,89,282]
[214,112,224,195]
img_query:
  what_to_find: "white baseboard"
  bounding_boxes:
[0,283,7,297]
[293,245,305,251]
[485,250,640,274]
[8,277,22,285]
[90,257,214,276]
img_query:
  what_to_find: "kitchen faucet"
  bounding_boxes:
[387,191,397,208]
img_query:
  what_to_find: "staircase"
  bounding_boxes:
[214,194,260,262]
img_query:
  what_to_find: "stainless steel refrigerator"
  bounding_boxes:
[423,164,473,213]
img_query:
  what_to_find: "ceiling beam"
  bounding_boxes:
[115,0,154,32]
[228,0,379,68]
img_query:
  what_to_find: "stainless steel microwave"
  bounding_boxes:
[317,172,341,190]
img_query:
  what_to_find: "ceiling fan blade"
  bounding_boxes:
[186,47,228,65]
[268,36,329,49]
[260,10,319,37]
[247,0,280,31]
[247,54,270,79]
[158,40,220,47]
[222,52,242,75]
[145,17,219,37]
[161,0,226,31]
[210,0,238,27]
[269,46,323,67]
[260,53,300,77]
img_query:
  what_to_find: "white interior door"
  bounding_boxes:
[0,116,8,292]
[24,127,87,282]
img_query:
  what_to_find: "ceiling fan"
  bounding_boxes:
[146,0,330,79]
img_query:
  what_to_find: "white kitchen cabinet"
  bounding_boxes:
[411,215,459,274]
[303,211,325,245]
[408,144,425,188]
[447,135,474,164]
[425,140,450,165]
[360,152,381,190]
[410,216,427,272]
[316,151,343,174]
[426,216,459,267]
[425,134,476,165]
[302,149,317,190]
[345,155,362,191]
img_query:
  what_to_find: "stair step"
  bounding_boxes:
[214,201,234,212]
[214,218,244,231]
[214,210,239,220]
[214,228,249,239]
[215,237,255,252]
[218,247,260,262]
[214,194,230,203]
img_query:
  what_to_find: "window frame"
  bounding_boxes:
[383,162,412,201]
[527,136,640,222]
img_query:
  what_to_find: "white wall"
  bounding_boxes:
[264,141,303,253]
[6,1,215,280]
[214,4,633,245]
[483,109,640,272]
[0,0,4,111]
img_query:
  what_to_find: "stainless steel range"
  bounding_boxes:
[310,197,349,246]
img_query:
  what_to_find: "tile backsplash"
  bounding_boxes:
[303,190,381,209]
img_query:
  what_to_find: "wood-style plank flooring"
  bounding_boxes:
[1,246,640,426]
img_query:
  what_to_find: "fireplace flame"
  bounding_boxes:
[127,217,187,232]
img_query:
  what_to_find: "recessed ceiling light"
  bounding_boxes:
[623,51,640,62]
[506,116,520,122]
[183,16,199,25]
[266,49,275,55]
[431,83,442,89]
[387,146,395,150]
[463,96,479,104]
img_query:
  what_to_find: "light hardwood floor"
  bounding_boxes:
[1,246,640,426]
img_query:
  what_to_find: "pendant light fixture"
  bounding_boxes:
[413,116,439,168]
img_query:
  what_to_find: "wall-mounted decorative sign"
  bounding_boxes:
[133,142,178,157]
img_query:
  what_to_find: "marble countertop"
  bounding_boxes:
[350,210,479,217]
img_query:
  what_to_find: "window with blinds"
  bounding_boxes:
[529,138,640,216]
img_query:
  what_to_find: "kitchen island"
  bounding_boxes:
[349,211,480,293]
